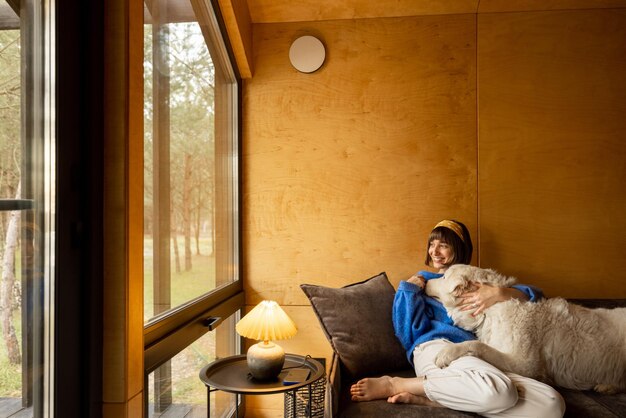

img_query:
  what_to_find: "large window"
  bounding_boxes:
[0,0,54,417]
[143,0,241,416]
[143,0,239,323]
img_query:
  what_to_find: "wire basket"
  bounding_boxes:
[284,375,326,418]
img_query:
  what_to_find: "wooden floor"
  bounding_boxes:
[0,398,208,418]
[0,398,32,418]
[149,403,207,418]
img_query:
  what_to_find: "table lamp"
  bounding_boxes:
[235,300,298,380]
[236,300,298,380]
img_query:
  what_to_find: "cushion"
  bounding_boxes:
[300,272,411,378]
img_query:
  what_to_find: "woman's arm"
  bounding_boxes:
[392,278,431,358]
[459,283,544,316]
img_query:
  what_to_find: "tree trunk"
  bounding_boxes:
[194,198,201,256]
[1,183,22,364]
[182,153,192,271]
[172,231,181,274]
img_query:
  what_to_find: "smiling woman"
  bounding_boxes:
[425,220,473,272]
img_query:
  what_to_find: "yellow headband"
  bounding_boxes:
[434,220,465,242]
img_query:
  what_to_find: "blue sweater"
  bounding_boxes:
[393,270,544,365]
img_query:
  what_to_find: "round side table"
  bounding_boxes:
[199,353,325,417]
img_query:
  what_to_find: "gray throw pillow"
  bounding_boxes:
[300,272,411,379]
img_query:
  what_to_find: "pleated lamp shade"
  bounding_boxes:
[236,300,297,380]
[236,300,297,342]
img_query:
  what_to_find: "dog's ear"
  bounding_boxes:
[467,281,480,292]
[451,277,474,298]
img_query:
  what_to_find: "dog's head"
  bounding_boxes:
[425,264,517,330]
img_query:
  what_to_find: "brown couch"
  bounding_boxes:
[300,274,626,418]
[327,346,626,417]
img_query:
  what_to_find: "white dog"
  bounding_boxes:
[425,264,626,394]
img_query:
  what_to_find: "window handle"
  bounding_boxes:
[203,316,222,331]
[0,199,35,211]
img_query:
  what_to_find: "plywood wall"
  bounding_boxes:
[244,14,477,301]
[242,8,626,417]
[478,9,626,297]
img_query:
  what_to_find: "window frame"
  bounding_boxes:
[144,286,244,373]
[53,0,106,417]
[141,0,244,388]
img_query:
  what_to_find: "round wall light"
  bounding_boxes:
[289,35,326,73]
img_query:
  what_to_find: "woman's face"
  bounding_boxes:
[429,239,454,272]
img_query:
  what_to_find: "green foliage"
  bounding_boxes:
[0,357,21,397]
[0,310,22,397]
[0,29,23,399]
[0,30,21,204]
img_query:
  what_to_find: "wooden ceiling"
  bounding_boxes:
[246,0,626,23]
[0,2,18,30]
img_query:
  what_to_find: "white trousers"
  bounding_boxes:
[414,339,565,418]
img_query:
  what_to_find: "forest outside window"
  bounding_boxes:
[143,0,241,416]
[143,0,240,325]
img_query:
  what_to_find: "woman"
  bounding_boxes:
[350,220,565,418]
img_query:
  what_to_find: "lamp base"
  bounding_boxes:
[247,341,285,380]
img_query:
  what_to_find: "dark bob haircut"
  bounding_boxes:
[424,220,473,267]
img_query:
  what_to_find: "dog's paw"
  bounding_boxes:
[594,384,618,394]
[434,345,467,368]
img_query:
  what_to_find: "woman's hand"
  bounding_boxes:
[407,274,426,289]
[458,283,529,316]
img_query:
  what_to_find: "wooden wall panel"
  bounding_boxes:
[218,0,253,78]
[247,0,479,23]
[244,14,477,304]
[246,0,626,24]
[103,0,144,415]
[478,0,626,13]
[478,10,626,297]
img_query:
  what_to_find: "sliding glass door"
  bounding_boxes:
[0,0,54,416]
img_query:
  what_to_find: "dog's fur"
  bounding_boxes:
[425,264,626,393]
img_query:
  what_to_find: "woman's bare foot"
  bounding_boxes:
[350,376,395,401]
[388,392,443,407]
[351,375,427,402]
